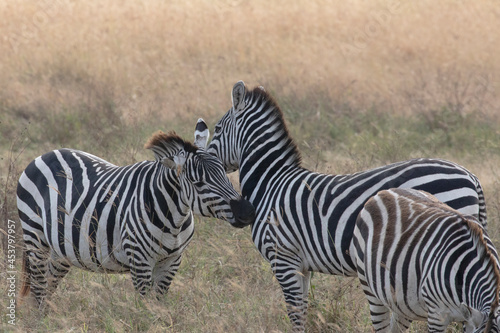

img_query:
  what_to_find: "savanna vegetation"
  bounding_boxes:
[1,0,499,331]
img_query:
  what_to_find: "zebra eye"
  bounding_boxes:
[214,125,222,134]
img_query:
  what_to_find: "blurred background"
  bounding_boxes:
[1,0,499,331]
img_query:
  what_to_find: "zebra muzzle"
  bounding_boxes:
[229,199,256,228]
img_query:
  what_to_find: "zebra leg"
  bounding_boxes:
[356,263,393,332]
[126,250,153,295]
[26,248,50,308]
[130,266,153,295]
[47,252,71,297]
[390,312,412,332]
[152,254,183,296]
[301,271,311,303]
[358,277,393,332]
[364,297,393,332]
[426,311,449,333]
[272,263,310,332]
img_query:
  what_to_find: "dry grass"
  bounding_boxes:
[1,0,500,332]
[1,0,499,121]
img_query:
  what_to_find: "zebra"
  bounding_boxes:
[206,81,488,331]
[18,122,255,307]
[353,188,500,332]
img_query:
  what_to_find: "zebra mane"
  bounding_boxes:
[246,86,302,166]
[144,131,198,161]
[463,216,500,320]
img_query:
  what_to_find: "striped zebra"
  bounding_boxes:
[18,122,255,307]
[207,81,488,331]
[353,188,500,332]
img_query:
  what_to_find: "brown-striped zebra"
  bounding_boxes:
[353,188,500,332]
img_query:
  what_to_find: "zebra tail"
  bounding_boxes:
[475,175,488,227]
[18,250,31,301]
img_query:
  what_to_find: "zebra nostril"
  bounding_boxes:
[229,199,255,228]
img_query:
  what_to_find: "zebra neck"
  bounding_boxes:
[151,164,190,229]
[239,134,300,202]
[236,99,302,202]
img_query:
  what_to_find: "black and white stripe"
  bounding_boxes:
[207,81,488,331]
[18,126,254,307]
[353,188,499,332]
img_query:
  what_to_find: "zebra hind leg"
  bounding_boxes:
[25,248,50,309]
[47,253,71,297]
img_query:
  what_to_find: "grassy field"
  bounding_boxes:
[1,0,499,331]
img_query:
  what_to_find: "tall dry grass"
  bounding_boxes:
[1,0,499,122]
[1,0,499,332]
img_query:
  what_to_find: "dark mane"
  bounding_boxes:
[246,86,302,166]
[144,130,198,161]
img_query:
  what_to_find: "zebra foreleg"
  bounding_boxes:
[153,254,183,296]
[272,263,310,332]
[356,258,393,332]
[426,311,450,333]
[367,299,393,333]
[130,267,153,295]
[127,254,153,295]
[125,245,154,295]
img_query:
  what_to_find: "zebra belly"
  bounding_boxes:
[375,279,428,320]
[44,209,130,272]
[252,160,482,278]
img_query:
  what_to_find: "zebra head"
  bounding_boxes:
[207,80,300,176]
[207,80,248,173]
[146,128,255,228]
[461,303,500,333]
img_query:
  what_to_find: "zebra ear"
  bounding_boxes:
[161,155,186,177]
[194,118,209,149]
[459,303,484,327]
[232,80,246,116]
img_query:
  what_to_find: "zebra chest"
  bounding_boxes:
[120,214,195,263]
[249,183,357,274]
[252,206,307,263]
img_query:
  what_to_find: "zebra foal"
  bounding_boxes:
[353,188,500,332]
[18,121,255,307]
